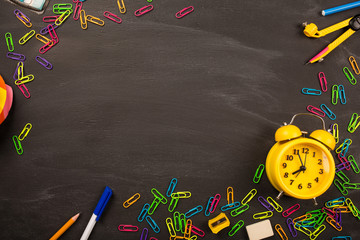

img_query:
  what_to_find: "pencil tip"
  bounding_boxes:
[73,213,80,221]
[305,62,310,65]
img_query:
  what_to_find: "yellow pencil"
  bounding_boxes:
[49,213,80,240]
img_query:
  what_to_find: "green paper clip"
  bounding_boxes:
[331,85,339,105]
[347,113,360,133]
[253,164,265,183]
[348,155,360,173]
[12,136,23,155]
[5,32,14,52]
[228,220,244,237]
[343,67,357,85]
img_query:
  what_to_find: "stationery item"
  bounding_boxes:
[7,0,49,13]
[118,224,138,232]
[103,11,122,23]
[80,186,112,240]
[226,187,234,204]
[301,88,322,95]
[12,135,23,155]
[175,6,194,19]
[228,220,244,237]
[320,104,336,120]
[134,5,154,17]
[166,178,177,197]
[253,164,265,183]
[86,15,105,27]
[14,9,32,27]
[117,0,126,14]
[6,52,26,61]
[208,213,230,234]
[19,30,36,45]
[35,56,53,70]
[322,1,360,16]
[318,72,328,91]
[123,193,140,208]
[49,213,80,240]
[349,56,360,74]
[73,1,83,20]
[5,32,14,52]
[80,9,87,30]
[332,85,339,105]
[343,67,357,85]
[274,224,287,240]
[304,15,360,64]
[18,123,32,141]
[246,220,274,240]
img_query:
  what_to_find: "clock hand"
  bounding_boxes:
[297,153,304,167]
[303,153,308,168]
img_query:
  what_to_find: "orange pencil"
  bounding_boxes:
[49,213,80,240]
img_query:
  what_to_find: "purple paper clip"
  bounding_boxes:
[209,194,221,213]
[175,6,194,19]
[258,196,274,211]
[13,61,23,80]
[40,23,60,35]
[7,52,26,61]
[103,11,122,23]
[17,84,30,99]
[14,9,32,27]
[140,228,148,240]
[286,218,297,237]
[335,208,342,224]
[337,153,351,170]
[35,56,53,70]
[43,16,59,23]
[336,161,351,172]
[318,72,327,92]
[134,5,154,17]
[73,1,83,20]
[307,105,326,118]
[282,204,300,217]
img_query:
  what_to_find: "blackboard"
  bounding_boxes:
[1,0,360,239]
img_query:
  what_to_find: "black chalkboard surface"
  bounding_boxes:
[1,0,360,239]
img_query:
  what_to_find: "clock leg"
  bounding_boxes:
[276,191,284,200]
[313,197,318,206]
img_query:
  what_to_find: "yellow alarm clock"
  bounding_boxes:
[266,113,336,203]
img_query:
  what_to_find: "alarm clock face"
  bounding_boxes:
[277,140,335,199]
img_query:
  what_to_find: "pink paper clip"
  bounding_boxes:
[322,207,336,218]
[175,6,194,19]
[149,238,158,240]
[191,225,205,237]
[118,224,139,232]
[103,11,122,23]
[73,1,83,21]
[209,194,221,213]
[318,72,327,92]
[43,16,59,23]
[39,40,56,54]
[47,24,59,43]
[282,204,300,217]
[337,153,351,171]
[17,84,30,98]
[307,105,325,118]
[134,5,154,17]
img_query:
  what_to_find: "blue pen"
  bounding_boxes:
[80,186,112,240]
[322,1,360,16]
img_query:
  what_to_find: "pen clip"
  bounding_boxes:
[94,186,112,221]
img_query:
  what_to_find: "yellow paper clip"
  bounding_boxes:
[309,224,326,240]
[80,9,87,30]
[55,10,71,26]
[241,189,257,205]
[345,198,359,217]
[253,211,273,219]
[18,123,32,141]
[19,30,35,45]
[348,113,360,133]
[16,61,24,80]
[14,9,32,28]
[227,186,234,204]
[332,123,339,143]
[123,193,140,208]
[208,213,230,234]
[267,196,282,212]
[335,139,352,154]
[166,218,176,237]
[274,224,288,240]
[294,224,312,236]
[349,56,360,75]
[117,0,126,14]
[86,15,105,27]
[171,191,191,199]
[15,74,34,85]
[35,34,52,45]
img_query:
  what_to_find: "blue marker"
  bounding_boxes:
[322,1,360,16]
[80,186,113,240]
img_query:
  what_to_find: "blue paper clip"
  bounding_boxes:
[204,197,214,216]
[184,205,203,218]
[145,216,160,233]
[137,203,150,222]
[339,139,351,158]
[301,88,322,95]
[332,236,352,240]
[320,104,336,120]
[221,202,241,211]
[338,85,346,104]
[166,178,177,197]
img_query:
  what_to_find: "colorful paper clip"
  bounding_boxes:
[148,198,161,215]
[19,30,35,45]
[168,196,179,212]
[230,204,249,217]
[6,52,26,61]
[227,186,234,204]
[43,15,59,22]
[15,75,34,85]
[171,191,191,199]
[18,123,32,141]
[343,67,357,85]
[55,10,72,26]
[332,237,352,240]
[347,113,360,133]
[173,212,181,232]
[140,228,148,240]
[73,1,83,21]
[339,139,351,158]
[228,220,244,237]
[241,189,257,205]
[334,179,348,196]
[39,23,60,35]
[253,211,273,219]
[103,11,122,23]
[117,0,126,14]
[282,204,300,217]
[145,216,160,233]
[86,15,105,26]
[253,164,265,183]
[134,5,154,17]
[221,202,241,211]
[332,85,339,105]
[18,84,30,99]
[318,72,327,92]
[191,225,205,237]
[5,32,14,52]
[80,10,87,30]
[320,104,336,120]
[35,56,53,70]
[123,193,140,208]
[185,205,203,218]
[204,197,213,216]
[332,123,339,143]
[257,196,274,211]
[184,219,192,238]
[336,170,350,183]
[14,9,32,28]
[301,88,322,95]
[348,155,360,173]
[326,197,345,208]
[349,56,360,75]
[36,34,52,45]
[39,40,56,54]
[53,4,73,14]
[274,224,288,240]
[166,218,176,237]
[137,203,150,222]
[310,224,326,239]
[338,85,346,104]
[179,213,186,233]
[175,6,194,19]
[267,196,282,212]
[286,218,297,237]
[209,194,221,213]
[48,24,59,43]
[307,105,325,117]
[12,136,23,155]
[151,188,167,204]
[118,224,139,232]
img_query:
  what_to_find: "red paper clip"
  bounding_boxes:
[73,1,83,21]
[118,224,139,232]
[47,24,59,43]
[103,11,122,23]
[43,16,59,23]
[134,5,154,17]
[307,105,325,117]
[318,72,327,92]
[337,153,351,171]
[175,6,194,19]
[282,203,300,217]
[17,84,30,99]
